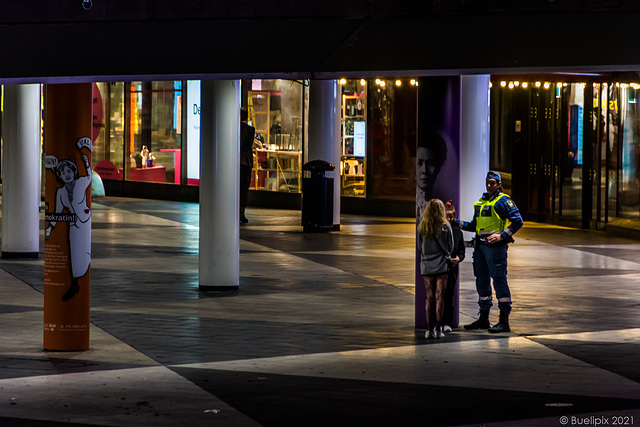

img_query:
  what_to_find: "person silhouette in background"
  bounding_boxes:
[240,107,262,223]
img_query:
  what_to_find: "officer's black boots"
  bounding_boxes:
[488,312,510,333]
[464,310,491,330]
[464,309,511,332]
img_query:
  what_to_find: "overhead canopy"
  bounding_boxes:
[2,0,640,83]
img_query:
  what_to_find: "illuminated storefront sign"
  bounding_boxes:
[353,121,366,157]
[187,80,201,182]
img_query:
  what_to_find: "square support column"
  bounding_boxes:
[1,84,42,258]
[307,79,342,230]
[199,80,241,291]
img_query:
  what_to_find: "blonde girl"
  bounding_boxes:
[417,198,454,338]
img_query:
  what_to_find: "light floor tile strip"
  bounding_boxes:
[534,328,640,344]
[174,337,640,399]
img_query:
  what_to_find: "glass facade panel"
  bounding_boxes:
[370,79,417,200]
[561,83,585,220]
[5,74,640,232]
[93,82,125,180]
[247,79,304,193]
[619,83,640,220]
[127,81,182,184]
[339,78,417,200]
[608,83,620,221]
[341,79,367,197]
[488,75,640,229]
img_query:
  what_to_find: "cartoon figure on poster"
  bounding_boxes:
[44,137,92,301]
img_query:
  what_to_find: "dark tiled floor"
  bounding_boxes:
[0,197,639,426]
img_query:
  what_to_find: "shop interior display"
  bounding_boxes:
[248,89,302,192]
[341,93,367,197]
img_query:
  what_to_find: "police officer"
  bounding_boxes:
[455,171,523,333]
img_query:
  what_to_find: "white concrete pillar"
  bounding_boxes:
[1,84,42,258]
[307,79,342,229]
[199,80,240,291]
[461,75,490,233]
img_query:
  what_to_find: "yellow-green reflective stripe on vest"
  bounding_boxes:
[473,193,508,235]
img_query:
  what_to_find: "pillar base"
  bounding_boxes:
[2,251,38,259]
[303,226,331,233]
[199,285,239,292]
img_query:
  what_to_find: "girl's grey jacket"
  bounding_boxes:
[418,223,454,276]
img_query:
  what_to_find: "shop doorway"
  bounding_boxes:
[492,76,615,230]
[526,82,558,220]
[528,81,610,229]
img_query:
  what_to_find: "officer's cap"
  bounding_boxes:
[486,171,501,182]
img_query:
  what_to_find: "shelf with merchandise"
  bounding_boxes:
[340,157,366,197]
[251,149,302,192]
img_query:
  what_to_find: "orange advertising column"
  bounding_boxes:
[43,84,93,351]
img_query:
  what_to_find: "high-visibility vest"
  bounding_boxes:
[473,193,508,235]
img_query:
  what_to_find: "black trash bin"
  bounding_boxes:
[301,159,335,232]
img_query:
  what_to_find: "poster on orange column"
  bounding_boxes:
[43,84,93,351]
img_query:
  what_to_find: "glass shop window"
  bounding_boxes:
[126,81,183,184]
[368,78,417,201]
[618,83,640,220]
[340,79,367,197]
[93,82,125,181]
[248,79,304,193]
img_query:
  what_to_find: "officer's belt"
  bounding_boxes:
[477,230,501,235]
[475,233,507,246]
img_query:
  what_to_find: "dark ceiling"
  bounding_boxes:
[2,0,640,83]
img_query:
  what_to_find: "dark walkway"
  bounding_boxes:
[0,197,639,426]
